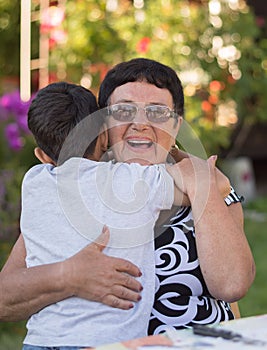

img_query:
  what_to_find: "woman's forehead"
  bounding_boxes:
[110,81,173,106]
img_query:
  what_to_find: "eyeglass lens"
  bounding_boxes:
[109,103,174,123]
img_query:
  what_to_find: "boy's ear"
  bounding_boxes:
[34,147,55,165]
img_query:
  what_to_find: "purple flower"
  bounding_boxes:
[0,90,34,151]
[0,93,13,111]
[17,113,30,133]
[0,104,9,121]
[0,180,5,205]
[11,91,31,116]
[0,90,32,119]
[4,123,24,151]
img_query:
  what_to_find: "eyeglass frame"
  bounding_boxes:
[107,102,178,124]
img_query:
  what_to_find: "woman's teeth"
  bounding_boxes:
[127,140,153,148]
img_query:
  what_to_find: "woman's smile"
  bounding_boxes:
[125,136,154,150]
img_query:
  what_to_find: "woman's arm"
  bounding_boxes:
[0,234,70,321]
[194,181,255,301]
[0,228,143,322]
[167,155,255,302]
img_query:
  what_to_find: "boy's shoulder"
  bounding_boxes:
[63,157,166,169]
[23,163,55,182]
[25,162,54,175]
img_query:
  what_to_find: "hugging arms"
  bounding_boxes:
[0,59,255,336]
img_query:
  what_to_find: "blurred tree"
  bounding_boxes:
[0,0,20,80]
[47,0,267,154]
[1,0,266,254]
[0,0,39,93]
[1,0,267,154]
[0,0,267,337]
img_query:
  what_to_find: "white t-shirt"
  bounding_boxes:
[21,157,174,347]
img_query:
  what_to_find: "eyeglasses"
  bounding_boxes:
[108,103,176,123]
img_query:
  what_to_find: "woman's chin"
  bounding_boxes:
[125,158,152,165]
[113,144,168,165]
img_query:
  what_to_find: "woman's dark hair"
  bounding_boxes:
[98,58,184,117]
[28,82,102,164]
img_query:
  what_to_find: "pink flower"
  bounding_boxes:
[41,6,65,30]
[50,29,67,45]
[136,37,151,54]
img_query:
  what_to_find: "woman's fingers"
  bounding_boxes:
[65,231,143,309]
[102,283,142,310]
[90,225,110,251]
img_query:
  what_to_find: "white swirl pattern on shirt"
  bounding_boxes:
[148,201,236,335]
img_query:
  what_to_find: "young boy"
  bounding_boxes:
[21,81,190,349]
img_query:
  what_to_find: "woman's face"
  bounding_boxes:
[106,81,182,165]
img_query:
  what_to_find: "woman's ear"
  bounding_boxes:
[175,116,183,135]
[92,124,109,161]
[34,147,55,165]
[171,116,183,146]
[99,124,108,152]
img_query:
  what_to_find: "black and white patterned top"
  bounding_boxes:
[148,187,242,335]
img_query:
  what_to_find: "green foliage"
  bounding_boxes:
[0,144,36,241]
[46,0,267,154]
[0,0,39,86]
[0,330,25,350]
[0,0,20,80]
[239,197,267,317]
[1,1,267,153]
[0,0,266,341]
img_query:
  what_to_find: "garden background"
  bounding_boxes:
[0,0,267,348]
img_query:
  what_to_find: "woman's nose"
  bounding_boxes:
[131,108,150,130]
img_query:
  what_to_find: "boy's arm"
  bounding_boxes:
[0,229,143,321]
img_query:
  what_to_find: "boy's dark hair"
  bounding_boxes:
[28,82,102,164]
[98,58,184,117]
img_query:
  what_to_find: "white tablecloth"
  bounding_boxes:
[91,314,267,349]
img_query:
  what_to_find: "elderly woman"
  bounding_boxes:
[0,59,254,339]
[98,58,255,333]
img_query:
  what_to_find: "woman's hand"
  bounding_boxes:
[168,147,231,199]
[63,226,143,310]
[0,227,143,321]
[167,155,219,201]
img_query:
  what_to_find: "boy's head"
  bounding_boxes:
[98,58,184,118]
[28,82,105,164]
